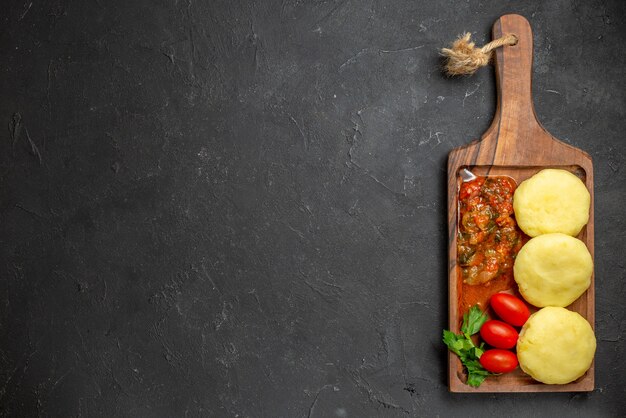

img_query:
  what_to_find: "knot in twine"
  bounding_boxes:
[441,32,518,76]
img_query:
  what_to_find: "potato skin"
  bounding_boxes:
[514,233,592,307]
[513,169,590,237]
[517,307,596,384]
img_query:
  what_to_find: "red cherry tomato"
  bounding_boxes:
[479,349,518,374]
[490,293,530,327]
[480,320,519,349]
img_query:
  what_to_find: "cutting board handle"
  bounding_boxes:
[491,14,540,134]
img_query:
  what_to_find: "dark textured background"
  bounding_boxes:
[1,0,625,416]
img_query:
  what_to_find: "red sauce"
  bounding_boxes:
[458,176,526,312]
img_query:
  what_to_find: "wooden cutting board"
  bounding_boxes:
[447,14,595,392]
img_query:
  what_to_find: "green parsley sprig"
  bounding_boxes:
[443,305,492,387]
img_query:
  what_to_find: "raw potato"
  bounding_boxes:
[517,307,596,384]
[514,233,592,307]
[513,169,590,237]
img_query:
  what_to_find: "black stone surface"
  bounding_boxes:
[1,0,625,416]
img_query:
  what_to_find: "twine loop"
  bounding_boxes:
[441,32,518,76]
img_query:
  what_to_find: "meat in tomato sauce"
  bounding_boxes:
[458,176,524,285]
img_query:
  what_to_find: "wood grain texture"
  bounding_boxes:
[447,14,595,393]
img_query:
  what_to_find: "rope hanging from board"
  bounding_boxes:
[441,32,518,76]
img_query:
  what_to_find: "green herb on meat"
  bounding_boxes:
[443,305,493,387]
